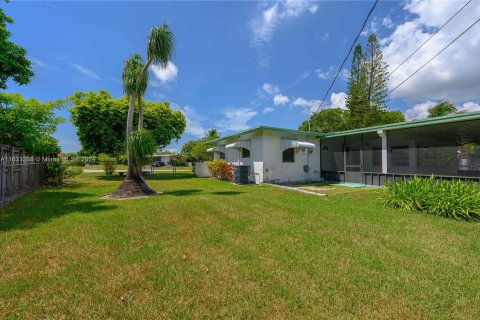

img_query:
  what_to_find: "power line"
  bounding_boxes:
[311,0,379,119]
[390,0,471,76]
[389,16,480,95]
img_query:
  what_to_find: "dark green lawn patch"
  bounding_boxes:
[0,173,479,319]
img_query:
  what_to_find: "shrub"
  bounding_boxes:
[45,159,81,186]
[207,160,234,181]
[380,176,480,221]
[126,129,156,169]
[99,153,117,175]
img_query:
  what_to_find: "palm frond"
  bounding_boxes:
[122,54,148,97]
[126,129,156,167]
[147,24,174,67]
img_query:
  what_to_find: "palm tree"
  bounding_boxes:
[121,54,147,180]
[135,24,174,129]
[111,24,174,198]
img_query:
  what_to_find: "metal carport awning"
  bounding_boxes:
[281,139,316,151]
[207,146,226,153]
[225,140,250,150]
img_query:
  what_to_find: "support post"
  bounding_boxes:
[377,130,388,174]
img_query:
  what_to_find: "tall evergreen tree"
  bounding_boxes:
[345,34,391,129]
[346,45,369,128]
[365,34,389,118]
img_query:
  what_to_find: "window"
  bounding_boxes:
[391,146,409,167]
[372,147,382,167]
[220,152,226,160]
[416,145,436,167]
[283,148,294,163]
[241,148,250,158]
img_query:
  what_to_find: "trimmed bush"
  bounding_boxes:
[207,160,234,181]
[45,159,81,186]
[99,153,117,175]
[380,177,480,221]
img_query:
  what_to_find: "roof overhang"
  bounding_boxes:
[225,140,250,150]
[206,146,226,153]
[281,139,315,151]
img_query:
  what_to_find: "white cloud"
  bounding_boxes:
[293,97,321,114]
[361,18,379,37]
[263,107,275,114]
[329,92,347,110]
[31,57,49,69]
[174,105,206,138]
[309,4,319,14]
[292,92,347,114]
[459,101,480,112]
[262,82,280,95]
[250,1,319,68]
[273,94,289,105]
[382,16,394,29]
[70,63,100,80]
[404,101,436,121]
[150,61,178,84]
[382,0,480,100]
[316,66,349,81]
[216,108,258,132]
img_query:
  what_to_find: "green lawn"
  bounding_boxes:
[1,173,479,319]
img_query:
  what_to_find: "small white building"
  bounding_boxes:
[207,126,321,184]
[151,153,177,166]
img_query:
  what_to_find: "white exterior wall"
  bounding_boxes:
[212,130,320,184]
[262,131,321,183]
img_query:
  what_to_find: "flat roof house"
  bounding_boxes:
[207,111,480,185]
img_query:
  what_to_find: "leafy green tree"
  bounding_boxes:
[380,110,405,124]
[0,7,34,90]
[0,92,63,153]
[181,140,197,161]
[428,102,457,118]
[299,108,349,133]
[181,129,220,162]
[69,90,186,157]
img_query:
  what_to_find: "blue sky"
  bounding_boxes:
[4,0,480,152]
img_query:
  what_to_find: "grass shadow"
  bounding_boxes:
[0,187,118,232]
[94,172,195,182]
[210,191,244,196]
[165,189,202,196]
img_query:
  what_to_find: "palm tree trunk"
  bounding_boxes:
[137,95,143,129]
[126,94,138,180]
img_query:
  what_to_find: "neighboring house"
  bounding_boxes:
[151,153,177,166]
[207,111,480,185]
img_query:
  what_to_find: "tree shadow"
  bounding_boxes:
[164,189,202,196]
[210,191,244,196]
[94,172,195,182]
[0,186,118,232]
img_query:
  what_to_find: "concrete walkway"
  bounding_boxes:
[264,183,326,196]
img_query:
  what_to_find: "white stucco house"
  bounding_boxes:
[206,111,480,185]
[207,126,321,184]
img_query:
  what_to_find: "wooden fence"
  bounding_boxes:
[0,144,48,206]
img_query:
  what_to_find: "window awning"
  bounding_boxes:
[281,139,316,151]
[225,140,250,150]
[206,146,226,153]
